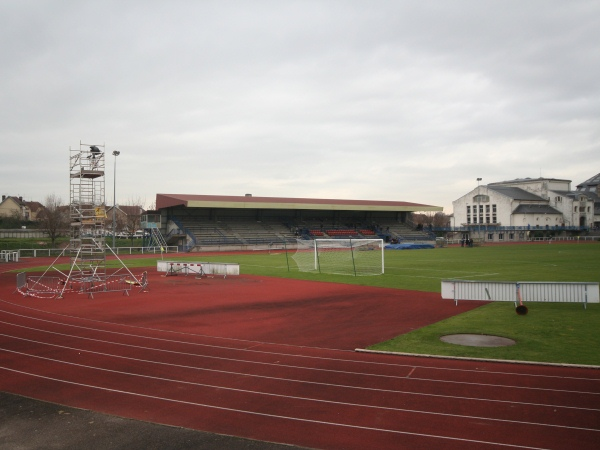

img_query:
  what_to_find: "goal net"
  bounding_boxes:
[292,238,384,276]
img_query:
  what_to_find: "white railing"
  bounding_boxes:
[10,246,179,258]
[441,280,599,309]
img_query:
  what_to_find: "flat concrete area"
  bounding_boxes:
[440,334,516,347]
[0,392,304,450]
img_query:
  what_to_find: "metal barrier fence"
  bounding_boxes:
[15,272,27,291]
[441,280,600,309]
[81,274,133,298]
[15,271,147,299]
[22,275,65,298]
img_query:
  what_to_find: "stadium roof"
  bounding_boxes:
[156,194,442,212]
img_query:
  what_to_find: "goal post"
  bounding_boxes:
[292,238,384,276]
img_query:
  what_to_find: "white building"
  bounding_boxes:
[451,175,599,242]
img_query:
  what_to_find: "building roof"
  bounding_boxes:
[23,200,44,213]
[487,186,546,201]
[489,177,571,185]
[576,172,600,189]
[576,173,600,200]
[156,194,442,212]
[513,204,562,215]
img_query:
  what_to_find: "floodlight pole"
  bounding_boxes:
[477,177,482,240]
[112,150,120,248]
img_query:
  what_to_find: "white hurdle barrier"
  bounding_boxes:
[1,251,19,262]
[157,260,240,277]
[442,280,599,309]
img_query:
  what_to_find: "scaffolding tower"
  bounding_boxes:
[69,142,107,279]
[15,142,147,299]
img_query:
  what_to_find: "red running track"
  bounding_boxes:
[1,259,599,449]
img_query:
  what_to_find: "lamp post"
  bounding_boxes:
[112,151,120,248]
[476,177,482,240]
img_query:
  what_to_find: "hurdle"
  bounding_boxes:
[165,262,206,278]
[442,280,600,311]
[1,250,19,262]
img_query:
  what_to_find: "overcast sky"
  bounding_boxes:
[1,1,599,213]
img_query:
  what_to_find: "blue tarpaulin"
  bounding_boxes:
[385,243,435,250]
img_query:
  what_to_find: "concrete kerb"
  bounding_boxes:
[355,348,600,370]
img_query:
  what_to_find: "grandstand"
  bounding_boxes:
[154,194,441,251]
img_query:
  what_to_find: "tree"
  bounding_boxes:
[432,212,450,228]
[121,197,145,244]
[37,194,69,247]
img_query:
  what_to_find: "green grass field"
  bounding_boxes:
[15,242,600,365]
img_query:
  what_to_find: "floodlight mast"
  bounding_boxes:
[477,177,483,240]
[112,150,120,248]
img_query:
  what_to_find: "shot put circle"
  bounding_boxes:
[440,334,516,347]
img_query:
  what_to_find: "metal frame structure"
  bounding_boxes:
[68,142,107,281]
[16,142,147,299]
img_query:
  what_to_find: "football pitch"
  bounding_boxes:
[24,241,600,365]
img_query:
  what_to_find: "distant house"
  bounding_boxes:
[0,195,45,221]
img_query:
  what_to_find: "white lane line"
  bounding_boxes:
[2,323,597,397]
[0,365,553,450]
[2,334,598,412]
[3,348,597,433]
[1,307,598,383]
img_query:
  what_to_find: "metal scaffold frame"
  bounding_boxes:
[69,142,107,279]
[15,142,147,299]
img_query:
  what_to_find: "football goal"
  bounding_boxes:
[292,238,384,276]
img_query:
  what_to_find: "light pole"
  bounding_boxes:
[112,150,120,248]
[476,177,482,240]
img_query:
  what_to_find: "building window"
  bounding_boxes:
[498,233,504,241]
[492,204,497,213]
[555,196,562,202]
[574,206,578,212]
[473,194,490,203]
[509,233,514,240]
[492,215,497,223]
[488,233,493,240]
[485,205,490,213]
[467,206,470,214]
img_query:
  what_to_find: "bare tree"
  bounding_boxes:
[37,194,69,247]
[432,212,450,228]
[121,197,145,244]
